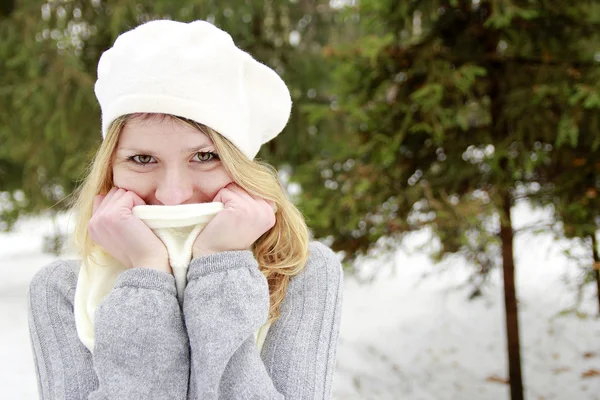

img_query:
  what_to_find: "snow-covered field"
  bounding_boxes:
[1,202,599,399]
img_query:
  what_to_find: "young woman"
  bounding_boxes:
[27,20,343,399]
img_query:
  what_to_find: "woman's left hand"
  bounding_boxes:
[192,183,276,258]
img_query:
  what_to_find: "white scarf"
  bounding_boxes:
[74,203,270,353]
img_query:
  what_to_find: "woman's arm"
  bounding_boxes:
[261,242,344,399]
[183,241,343,399]
[183,250,283,399]
[28,260,189,399]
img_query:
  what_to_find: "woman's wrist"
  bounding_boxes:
[192,246,218,259]
[132,256,172,274]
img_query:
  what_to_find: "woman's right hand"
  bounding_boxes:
[88,187,171,274]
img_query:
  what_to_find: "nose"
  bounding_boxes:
[154,168,194,205]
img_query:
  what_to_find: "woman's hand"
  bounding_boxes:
[192,183,276,258]
[89,187,171,274]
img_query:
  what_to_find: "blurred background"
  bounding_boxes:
[1,1,600,399]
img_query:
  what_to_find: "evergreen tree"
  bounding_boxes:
[542,123,600,315]
[296,1,600,399]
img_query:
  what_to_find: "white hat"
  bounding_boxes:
[94,20,292,159]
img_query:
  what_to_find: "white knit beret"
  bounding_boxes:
[94,20,292,159]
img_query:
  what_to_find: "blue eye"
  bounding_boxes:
[194,151,219,163]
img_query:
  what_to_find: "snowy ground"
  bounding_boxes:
[1,202,599,399]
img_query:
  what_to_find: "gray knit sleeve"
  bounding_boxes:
[184,250,283,399]
[92,268,190,399]
[28,261,98,399]
[261,242,344,399]
[183,241,343,399]
[28,261,190,399]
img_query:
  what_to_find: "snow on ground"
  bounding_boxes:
[1,203,599,399]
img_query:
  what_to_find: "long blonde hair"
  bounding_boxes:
[72,113,310,323]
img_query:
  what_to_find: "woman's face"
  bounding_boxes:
[112,115,232,205]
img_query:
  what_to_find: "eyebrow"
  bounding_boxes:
[184,145,215,153]
[117,144,215,153]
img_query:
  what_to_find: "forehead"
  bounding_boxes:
[118,114,212,148]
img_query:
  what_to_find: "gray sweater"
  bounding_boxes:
[27,241,343,399]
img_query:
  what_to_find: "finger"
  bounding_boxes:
[226,183,261,203]
[103,187,121,202]
[212,187,236,206]
[94,187,118,214]
[226,184,276,217]
[125,190,147,208]
[97,188,127,214]
[109,187,128,203]
[224,182,247,196]
[228,184,275,213]
[104,189,146,216]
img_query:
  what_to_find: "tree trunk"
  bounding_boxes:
[499,191,524,400]
[591,234,600,316]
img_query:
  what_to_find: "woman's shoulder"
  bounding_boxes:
[307,241,341,267]
[294,241,344,285]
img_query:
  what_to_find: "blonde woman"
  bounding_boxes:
[27,20,343,399]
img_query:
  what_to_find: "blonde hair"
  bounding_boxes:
[72,113,310,323]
